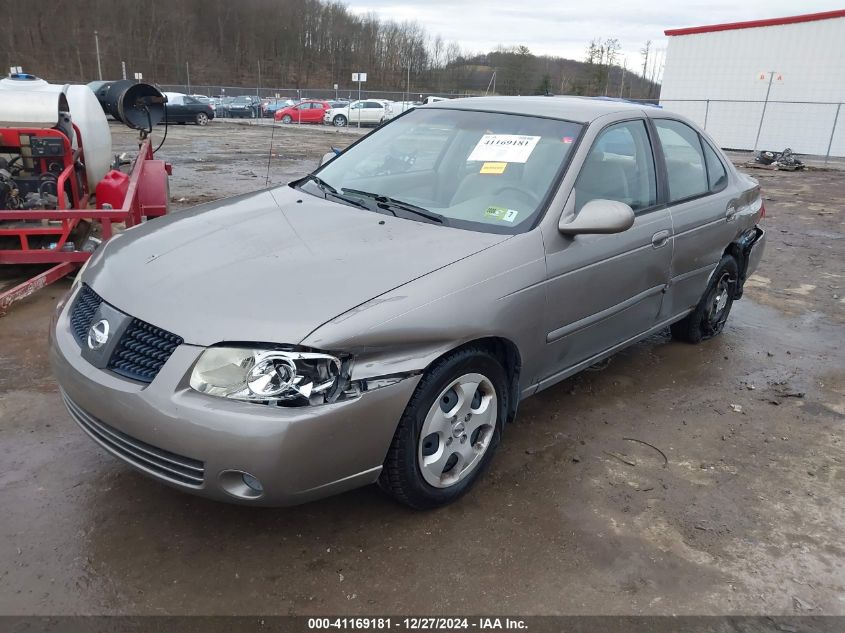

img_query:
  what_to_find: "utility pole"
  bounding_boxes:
[121,61,126,80]
[619,58,627,98]
[186,61,191,94]
[485,70,496,96]
[94,31,102,80]
[257,59,262,97]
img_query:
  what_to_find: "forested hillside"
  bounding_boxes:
[0,0,658,97]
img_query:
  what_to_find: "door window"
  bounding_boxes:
[654,119,708,202]
[702,141,728,191]
[574,120,657,213]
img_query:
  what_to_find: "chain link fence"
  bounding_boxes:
[158,84,472,103]
[42,79,845,163]
[656,99,844,163]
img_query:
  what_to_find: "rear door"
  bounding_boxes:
[539,118,673,386]
[652,118,737,319]
[304,102,323,123]
[166,94,188,122]
[363,101,384,123]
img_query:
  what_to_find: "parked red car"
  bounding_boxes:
[274,100,330,123]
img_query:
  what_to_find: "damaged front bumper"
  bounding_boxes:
[49,294,421,506]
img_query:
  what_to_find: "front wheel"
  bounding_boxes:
[379,347,507,509]
[195,112,209,126]
[281,114,292,124]
[671,254,739,343]
[333,115,347,127]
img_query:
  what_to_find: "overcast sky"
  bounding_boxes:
[344,0,844,69]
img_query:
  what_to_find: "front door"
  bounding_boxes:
[539,118,673,387]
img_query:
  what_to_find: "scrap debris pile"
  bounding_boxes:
[755,148,805,171]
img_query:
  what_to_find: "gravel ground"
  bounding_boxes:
[0,120,843,616]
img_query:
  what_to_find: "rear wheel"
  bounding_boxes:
[195,112,209,126]
[333,114,347,127]
[379,347,507,509]
[671,254,739,343]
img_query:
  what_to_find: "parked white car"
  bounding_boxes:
[383,101,418,122]
[324,99,390,127]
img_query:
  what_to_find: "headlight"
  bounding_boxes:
[190,346,350,406]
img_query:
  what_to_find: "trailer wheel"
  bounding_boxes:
[195,112,209,126]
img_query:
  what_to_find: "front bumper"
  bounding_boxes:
[49,289,420,506]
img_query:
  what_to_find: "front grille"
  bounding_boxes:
[62,391,205,488]
[68,284,183,384]
[69,285,103,344]
[108,319,184,383]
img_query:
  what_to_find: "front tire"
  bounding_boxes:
[671,254,739,344]
[333,114,347,127]
[281,114,292,124]
[379,347,508,509]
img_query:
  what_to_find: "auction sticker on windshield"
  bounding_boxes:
[468,135,541,163]
[485,206,519,222]
[479,162,507,174]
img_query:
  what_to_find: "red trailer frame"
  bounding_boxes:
[0,132,170,314]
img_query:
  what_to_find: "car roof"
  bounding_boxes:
[424,96,652,123]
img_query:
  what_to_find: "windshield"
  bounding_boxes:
[308,107,583,233]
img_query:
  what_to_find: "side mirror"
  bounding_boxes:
[320,147,343,166]
[558,199,635,235]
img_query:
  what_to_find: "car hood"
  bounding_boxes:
[83,185,509,347]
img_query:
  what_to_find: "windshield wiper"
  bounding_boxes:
[297,174,369,210]
[342,188,446,225]
[300,173,338,194]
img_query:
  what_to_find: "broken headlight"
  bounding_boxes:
[189,347,350,406]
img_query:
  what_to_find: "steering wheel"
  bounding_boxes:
[494,185,541,207]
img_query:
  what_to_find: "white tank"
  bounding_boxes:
[0,75,112,187]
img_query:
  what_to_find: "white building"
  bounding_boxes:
[659,9,845,157]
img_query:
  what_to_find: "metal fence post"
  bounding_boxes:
[825,103,842,166]
[703,99,710,131]
[753,71,776,154]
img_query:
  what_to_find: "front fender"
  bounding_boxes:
[301,231,548,395]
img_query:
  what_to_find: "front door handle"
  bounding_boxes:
[652,230,670,248]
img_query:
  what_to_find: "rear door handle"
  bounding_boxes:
[652,230,670,248]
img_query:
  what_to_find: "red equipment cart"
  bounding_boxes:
[0,124,170,315]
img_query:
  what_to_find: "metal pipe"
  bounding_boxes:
[753,71,775,154]
[825,103,842,166]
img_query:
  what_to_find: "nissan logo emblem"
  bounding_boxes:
[87,319,110,350]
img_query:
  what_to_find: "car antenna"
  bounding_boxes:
[265,111,277,187]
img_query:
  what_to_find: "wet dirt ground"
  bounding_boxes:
[0,121,843,616]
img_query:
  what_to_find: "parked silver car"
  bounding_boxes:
[50,97,765,509]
